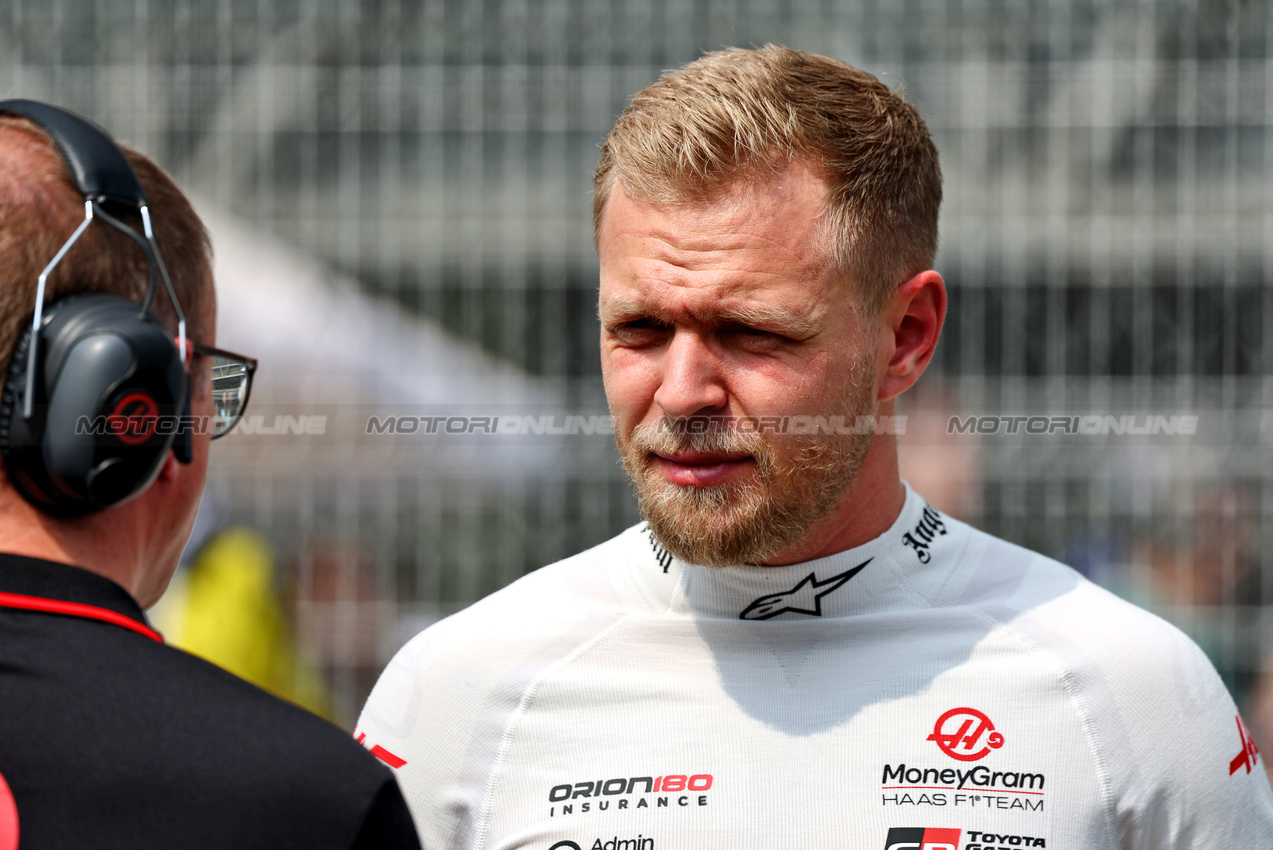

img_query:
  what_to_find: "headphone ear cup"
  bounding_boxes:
[44,331,149,505]
[0,295,187,516]
[0,324,64,513]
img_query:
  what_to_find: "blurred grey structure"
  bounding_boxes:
[2,1,1270,725]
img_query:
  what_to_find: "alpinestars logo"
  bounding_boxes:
[885,827,960,850]
[1230,714,1261,775]
[739,559,871,620]
[928,707,1004,761]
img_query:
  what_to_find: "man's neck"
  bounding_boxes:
[758,430,907,566]
[0,489,146,602]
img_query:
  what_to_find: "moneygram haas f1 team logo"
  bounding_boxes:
[885,827,961,850]
[928,707,1005,762]
[739,559,871,620]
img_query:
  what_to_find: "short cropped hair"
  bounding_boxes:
[0,116,213,377]
[594,45,942,311]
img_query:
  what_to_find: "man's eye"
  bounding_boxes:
[608,319,671,342]
[725,325,783,343]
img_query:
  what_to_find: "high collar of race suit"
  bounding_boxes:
[638,483,962,621]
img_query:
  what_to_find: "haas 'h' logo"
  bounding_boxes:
[927,707,1005,762]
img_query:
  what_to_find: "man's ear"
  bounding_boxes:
[877,269,946,403]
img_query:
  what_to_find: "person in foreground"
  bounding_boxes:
[359,47,1273,848]
[0,101,420,849]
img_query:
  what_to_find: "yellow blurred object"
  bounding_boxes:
[156,527,332,720]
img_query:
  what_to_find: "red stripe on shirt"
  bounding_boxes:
[0,591,162,642]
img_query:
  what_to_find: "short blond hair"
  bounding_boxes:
[594,45,942,311]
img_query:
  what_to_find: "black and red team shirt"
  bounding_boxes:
[0,553,420,850]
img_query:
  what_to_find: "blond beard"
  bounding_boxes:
[617,377,877,568]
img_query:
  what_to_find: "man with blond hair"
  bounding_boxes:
[361,47,1273,847]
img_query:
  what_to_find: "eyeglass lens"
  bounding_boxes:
[210,356,251,437]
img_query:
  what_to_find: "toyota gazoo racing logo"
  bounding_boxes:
[885,827,960,850]
[964,830,1047,849]
[928,707,1004,761]
[884,827,1048,850]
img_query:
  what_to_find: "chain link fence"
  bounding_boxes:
[3,0,1269,729]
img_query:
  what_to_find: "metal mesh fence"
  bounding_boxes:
[2,0,1270,728]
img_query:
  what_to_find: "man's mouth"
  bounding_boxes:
[652,450,753,487]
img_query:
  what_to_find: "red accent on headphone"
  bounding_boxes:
[105,391,160,446]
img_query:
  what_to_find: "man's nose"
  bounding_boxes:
[652,331,728,419]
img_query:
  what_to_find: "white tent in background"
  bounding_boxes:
[199,207,572,480]
[205,207,557,409]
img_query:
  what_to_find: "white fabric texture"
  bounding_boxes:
[359,485,1273,849]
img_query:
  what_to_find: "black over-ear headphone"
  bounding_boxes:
[0,99,193,517]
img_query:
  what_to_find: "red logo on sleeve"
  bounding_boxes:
[0,768,18,850]
[1229,714,1260,775]
[354,728,408,769]
[927,707,1005,761]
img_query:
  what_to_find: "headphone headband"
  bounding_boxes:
[0,100,193,515]
[0,99,148,211]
